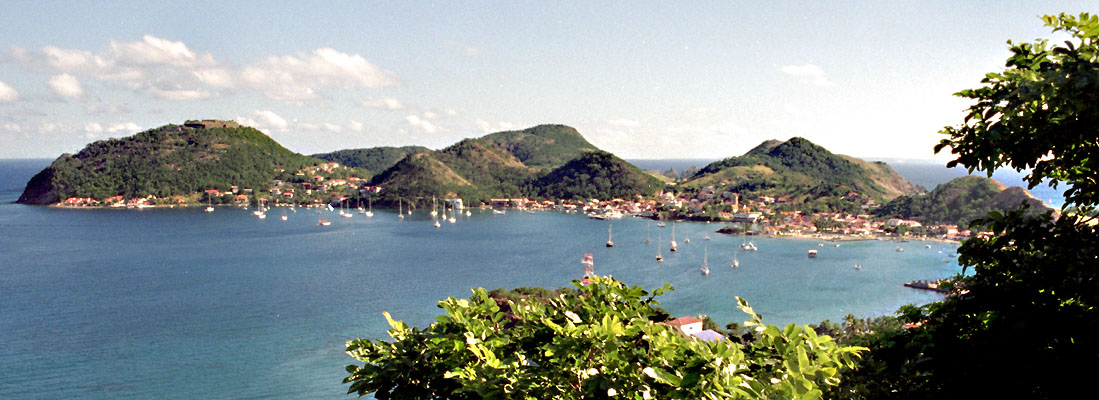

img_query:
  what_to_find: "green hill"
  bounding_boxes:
[534,151,663,200]
[17,122,318,205]
[686,137,922,212]
[476,124,599,169]
[311,146,430,177]
[874,175,1052,228]
[369,124,608,206]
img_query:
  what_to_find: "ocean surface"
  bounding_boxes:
[0,158,1022,399]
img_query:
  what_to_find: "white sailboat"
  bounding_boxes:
[205,195,214,212]
[731,249,740,268]
[656,232,664,261]
[365,197,374,217]
[433,202,441,228]
[606,224,614,247]
[340,200,353,218]
[670,222,678,252]
[448,206,456,224]
[398,198,405,219]
[700,243,710,275]
[645,221,651,244]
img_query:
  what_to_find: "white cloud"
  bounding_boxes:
[10,38,399,104]
[323,122,343,132]
[360,96,404,110]
[474,119,516,133]
[348,120,364,132]
[445,108,458,116]
[242,48,399,102]
[192,68,234,88]
[48,73,84,98]
[0,80,19,102]
[84,122,104,133]
[85,103,126,114]
[606,118,641,127]
[444,41,487,56]
[238,110,289,132]
[406,115,438,133]
[780,64,835,86]
[3,122,22,132]
[106,35,216,67]
[423,111,438,119]
[38,121,60,133]
[296,122,319,131]
[107,122,139,133]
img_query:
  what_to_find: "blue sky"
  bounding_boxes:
[0,1,1091,160]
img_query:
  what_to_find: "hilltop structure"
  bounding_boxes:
[184,119,240,129]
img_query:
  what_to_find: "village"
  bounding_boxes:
[54,160,973,242]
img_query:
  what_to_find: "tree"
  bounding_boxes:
[935,13,1099,210]
[345,276,865,399]
[854,13,1099,399]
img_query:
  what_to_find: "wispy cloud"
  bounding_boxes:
[780,64,835,86]
[7,36,399,103]
[0,80,19,102]
[606,118,641,128]
[405,114,438,133]
[241,48,399,102]
[361,96,404,110]
[236,110,289,132]
[444,41,487,56]
[474,119,516,133]
[48,73,84,99]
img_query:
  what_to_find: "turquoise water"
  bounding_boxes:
[0,160,961,399]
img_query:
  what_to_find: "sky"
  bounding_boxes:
[0,1,1091,160]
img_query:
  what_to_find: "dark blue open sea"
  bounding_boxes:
[0,159,979,398]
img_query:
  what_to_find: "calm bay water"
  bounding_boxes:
[1,159,964,399]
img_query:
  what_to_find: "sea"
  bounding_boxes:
[0,158,1058,399]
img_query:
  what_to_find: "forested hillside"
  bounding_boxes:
[17,124,318,205]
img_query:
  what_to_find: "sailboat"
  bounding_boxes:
[606,224,614,247]
[256,199,267,219]
[205,195,214,212]
[398,198,405,219]
[365,197,374,217]
[281,208,288,221]
[317,217,331,226]
[448,205,456,224]
[433,203,441,228]
[340,199,353,218]
[656,232,664,261]
[465,210,471,217]
[731,249,740,268]
[670,222,678,252]
[700,243,710,275]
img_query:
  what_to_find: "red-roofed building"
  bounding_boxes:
[664,316,703,335]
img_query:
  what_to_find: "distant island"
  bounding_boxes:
[16,119,1052,238]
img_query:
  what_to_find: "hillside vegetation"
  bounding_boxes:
[311,146,429,178]
[874,175,1053,227]
[534,151,663,200]
[17,124,318,205]
[685,137,922,212]
[369,124,651,206]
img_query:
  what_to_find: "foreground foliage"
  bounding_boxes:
[345,277,865,399]
[821,13,1099,399]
